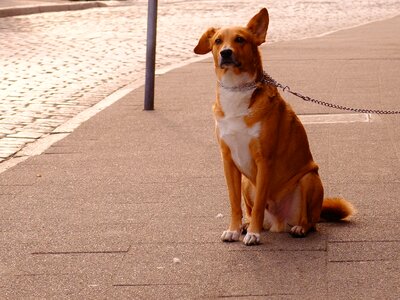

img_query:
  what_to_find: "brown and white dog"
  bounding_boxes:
[194,8,354,245]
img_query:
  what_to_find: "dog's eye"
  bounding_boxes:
[235,36,245,44]
[215,38,222,45]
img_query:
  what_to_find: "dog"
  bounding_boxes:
[194,8,354,245]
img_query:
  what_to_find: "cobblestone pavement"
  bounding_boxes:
[0,0,68,8]
[1,0,399,163]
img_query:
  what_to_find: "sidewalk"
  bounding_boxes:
[0,0,109,17]
[0,14,399,299]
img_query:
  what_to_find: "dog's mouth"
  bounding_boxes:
[219,58,241,68]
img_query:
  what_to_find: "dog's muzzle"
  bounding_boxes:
[219,49,241,68]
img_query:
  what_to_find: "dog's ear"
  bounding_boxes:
[194,27,218,55]
[246,8,269,45]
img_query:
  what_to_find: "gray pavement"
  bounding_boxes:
[0,12,399,299]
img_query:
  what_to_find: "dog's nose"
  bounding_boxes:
[220,49,233,59]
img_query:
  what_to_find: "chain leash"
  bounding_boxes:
[262,72,400,115]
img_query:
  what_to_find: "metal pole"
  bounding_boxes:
[144,0,158,110]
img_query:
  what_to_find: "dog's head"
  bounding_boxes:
[194,8,269,81]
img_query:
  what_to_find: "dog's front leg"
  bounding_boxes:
[243,159,270,245]
[220,141,242,242]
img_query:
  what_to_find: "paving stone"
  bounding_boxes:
[327,260,400,299]
[0,137,32,146]
[8,131,42,139]
[0,149,19,158]
[114,244,328,298]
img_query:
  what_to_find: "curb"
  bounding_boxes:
[0,1,108,18]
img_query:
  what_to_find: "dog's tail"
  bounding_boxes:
[320,197,355,221]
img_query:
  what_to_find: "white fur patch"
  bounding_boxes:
[290,225,305,237]
[217,86,260,178]
[243,232,260,245]
[221,230,240,242]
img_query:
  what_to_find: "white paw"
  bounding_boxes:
[221,230,240,242]
[243,232,260,246]
[290,225,306,237]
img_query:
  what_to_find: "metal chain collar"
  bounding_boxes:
[217,80,258,92]
[262,72,400,115]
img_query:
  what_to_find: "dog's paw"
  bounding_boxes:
[290,225,306,238]
[221,230,240,242]
[243,232,260,246]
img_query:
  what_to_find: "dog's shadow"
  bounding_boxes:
[225,220,358,253]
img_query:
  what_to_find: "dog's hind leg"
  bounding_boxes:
[288,172,324,237]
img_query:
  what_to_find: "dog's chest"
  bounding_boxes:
[216,88,261,177]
